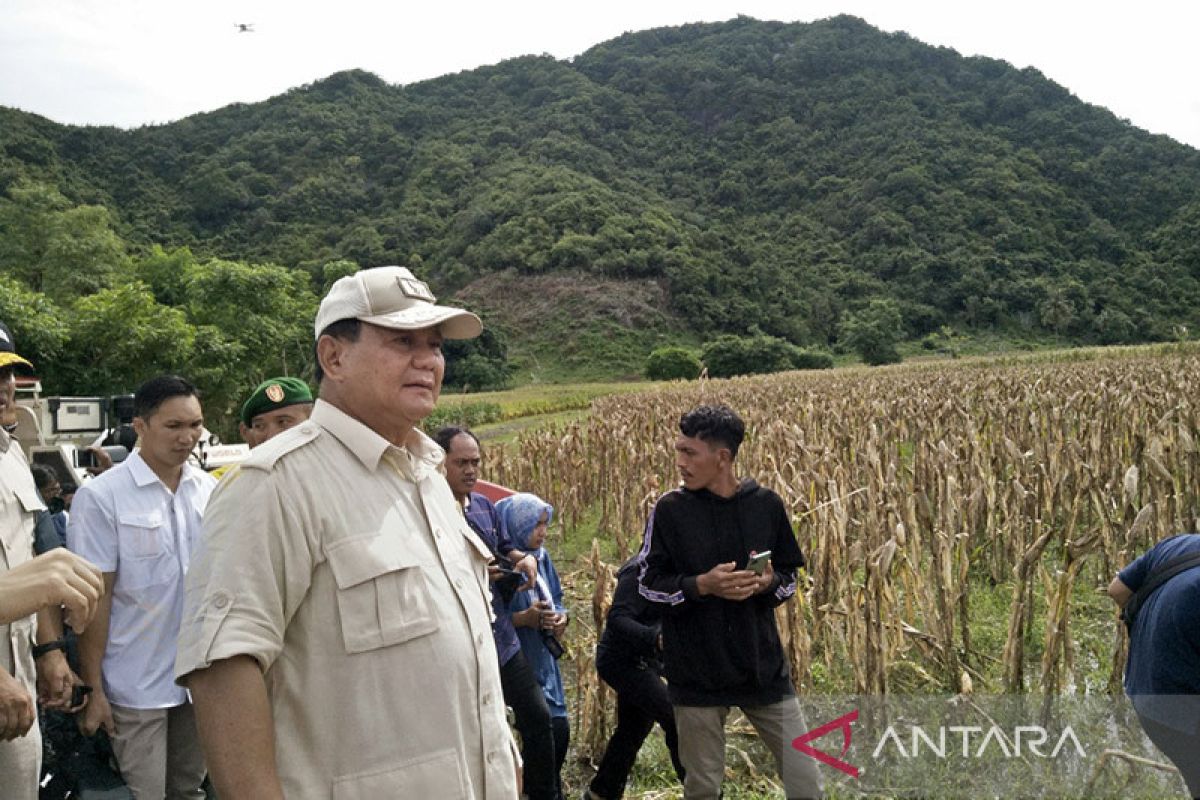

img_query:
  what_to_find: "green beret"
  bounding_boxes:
[240,377,314,426]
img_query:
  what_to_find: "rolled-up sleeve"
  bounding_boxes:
[175,469,315,682]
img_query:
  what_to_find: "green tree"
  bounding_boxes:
[443,328,513,392]
[55,283,196,395]
[838,298,904,365]
[0,275,68,368]
[182,258,319,420]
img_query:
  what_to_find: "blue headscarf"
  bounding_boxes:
[495,492,554,558]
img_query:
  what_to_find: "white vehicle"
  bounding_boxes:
[14,377,247,487]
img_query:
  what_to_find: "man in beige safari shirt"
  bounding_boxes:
[2,321,103,800]
[176,267,518,799]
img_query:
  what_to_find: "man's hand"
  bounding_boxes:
[696,561,762,601]
[85,446,114,476]
[510,553,537,592]
[0,668,35,741]
[36,649,87,712]
[753,560,776,595]
[0,549,104,631]
[78,688,115,737]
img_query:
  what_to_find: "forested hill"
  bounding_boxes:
[4,14,1200,394]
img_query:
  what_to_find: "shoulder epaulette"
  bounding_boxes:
[239,423,323,472]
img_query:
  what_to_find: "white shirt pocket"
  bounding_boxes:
[117,511,168,588]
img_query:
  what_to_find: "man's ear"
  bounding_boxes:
[717,446,734,469]
[316,335,345,382]
[238,422,251,441]
[132,416,147,439]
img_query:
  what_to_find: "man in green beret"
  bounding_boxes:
[238,377,314,449]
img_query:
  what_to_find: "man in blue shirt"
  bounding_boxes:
[435,426,557,800]
[1109,533,1200,798]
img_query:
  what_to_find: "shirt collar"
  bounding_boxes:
[0,426,10,454]
[310,399,444,477]
[126,450,206,490]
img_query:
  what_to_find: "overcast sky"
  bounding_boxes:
[2,0,1198,149]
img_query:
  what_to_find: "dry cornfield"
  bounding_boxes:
[486,345,1200,767]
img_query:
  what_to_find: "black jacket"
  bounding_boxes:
[596,558,663,680]
[637,478,804,706]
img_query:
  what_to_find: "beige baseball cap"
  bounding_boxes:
[314,266,482,341]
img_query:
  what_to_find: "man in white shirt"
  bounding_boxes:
[69,375,216,799]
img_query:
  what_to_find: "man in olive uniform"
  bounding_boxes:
[238,377,313,450]
[209,378,314,480]
[177,267,519,799]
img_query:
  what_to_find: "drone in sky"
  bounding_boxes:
[235,23,255,33]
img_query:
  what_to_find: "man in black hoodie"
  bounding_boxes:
[638,404,822,799]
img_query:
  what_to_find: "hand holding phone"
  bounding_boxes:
[746,550,772,575]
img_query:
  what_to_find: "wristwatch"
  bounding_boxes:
[32,638,67,659]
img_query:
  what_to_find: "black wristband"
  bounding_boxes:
[32,638,67,659]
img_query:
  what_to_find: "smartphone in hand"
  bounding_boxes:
[746,550,772,575]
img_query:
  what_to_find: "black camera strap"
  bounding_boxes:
[1122,550,1200,629]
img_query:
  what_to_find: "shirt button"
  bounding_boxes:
[299,425,313,435]
[486,752,497,765]
[434,528,442,539]
[454,578,464,589]
[213,595,230,609]
[476,634,485,647]
[483,693,492,705]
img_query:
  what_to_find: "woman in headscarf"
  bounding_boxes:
[496,492,569,800]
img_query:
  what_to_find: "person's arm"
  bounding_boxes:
[185,656,284,800]
[1107,576,1133,608]
[0,666,35,741]
[76,573,115,736]
[755,500,804,608]
[0,548,103,627]
[605,565,660,656]
[35,606,85,710]
[638,503,758,606]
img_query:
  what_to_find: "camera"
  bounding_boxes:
[73,444,129,469]
[541,629,565,660]
[71,683,92,708]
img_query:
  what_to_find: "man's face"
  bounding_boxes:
[331,323,445,436]
[240,403,313,448]
[675,434,728,493]
[133,395,205,470]
[0,366,15,428]
[443,433,481,501]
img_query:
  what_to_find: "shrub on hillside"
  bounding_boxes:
[790,348,834,370]
[645,346,703,380]
[700,334,829,378]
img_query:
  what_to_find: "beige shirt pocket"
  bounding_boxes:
[332,748,467,800]
[326,534,439,654]
[117,511,168,589]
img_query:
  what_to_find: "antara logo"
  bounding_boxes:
[793,708,1088,780]
[792,710,860,778]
